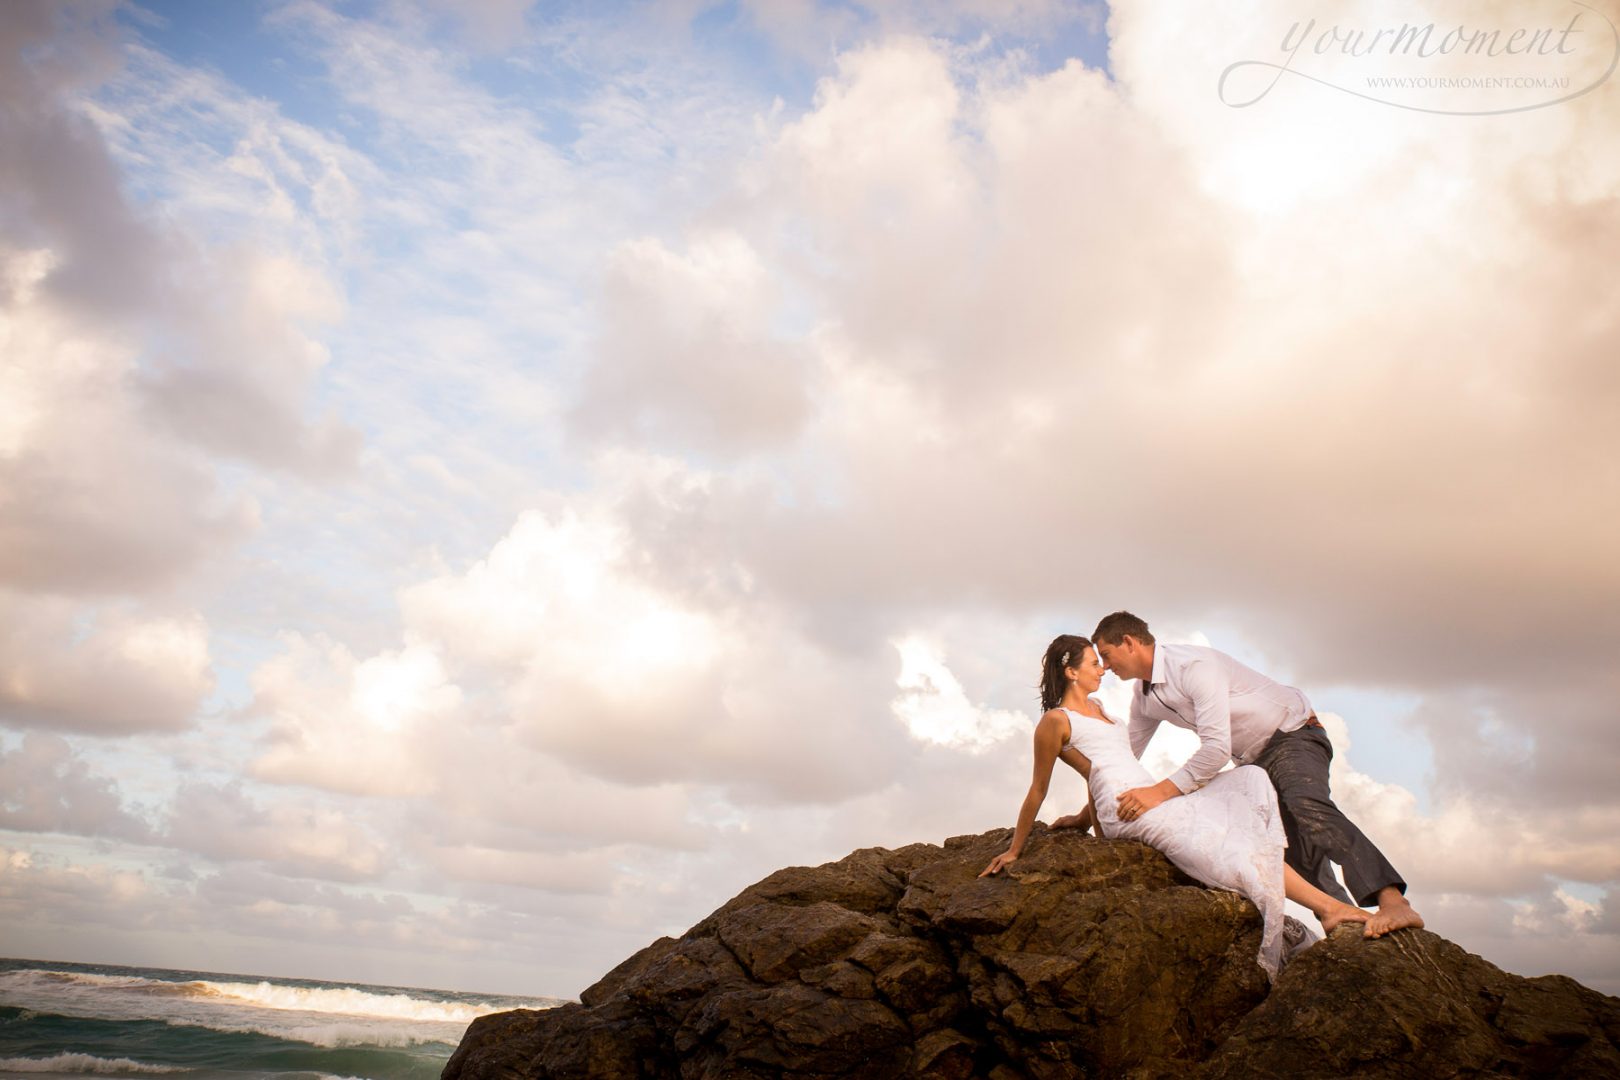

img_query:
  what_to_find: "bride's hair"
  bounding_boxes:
[1039,635,1093,712]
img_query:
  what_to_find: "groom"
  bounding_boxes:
[1091,611,1424,938]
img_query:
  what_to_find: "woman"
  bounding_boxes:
[979,634,1371,978]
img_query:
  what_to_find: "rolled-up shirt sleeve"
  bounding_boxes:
[1166,658,1233,794]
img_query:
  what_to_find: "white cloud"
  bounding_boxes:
[420,0,538,52]
[0,249,258,595]
[1422,889,1620,997]
[0,844,153,915]
[250,636,460,798]
[570,231,813,456]
[595,19,1620,818]
[134,245,361,476]
[420,844,624,895]
[3,0,1617,1001]
[1323,713,1620,897]
[394,500,909,802]
[891,636,1023,751]
[0,733,152,840]
[0,844,512,984]
[3,10,361,496]
[162,782,389,883]
[0,592,211,734]
[413,752,711,856]
[401,507,724,677]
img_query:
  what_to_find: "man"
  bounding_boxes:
[1091,611,1423,938]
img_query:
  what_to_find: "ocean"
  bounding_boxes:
[0,958,565,1080]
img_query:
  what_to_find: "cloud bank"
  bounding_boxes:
[1,0,1616,997]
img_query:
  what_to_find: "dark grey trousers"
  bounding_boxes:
[1252,724,1405,907]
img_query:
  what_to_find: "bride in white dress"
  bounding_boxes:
[980,635,1371,978]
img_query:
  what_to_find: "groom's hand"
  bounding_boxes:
[1117,782,1175,821]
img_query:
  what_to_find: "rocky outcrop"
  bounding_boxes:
[1200,925,1620,1078]
[443,825,1620,1079]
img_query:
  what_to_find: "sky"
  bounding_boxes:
[1,0,1618,999]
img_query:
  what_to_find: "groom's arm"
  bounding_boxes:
[1164,657,1233,794]
[1117,658,1233,820]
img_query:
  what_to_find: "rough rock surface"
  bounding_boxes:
[443,825,1620,1079]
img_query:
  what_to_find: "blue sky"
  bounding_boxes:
[2,0,1618,999]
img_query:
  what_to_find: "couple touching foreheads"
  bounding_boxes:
[979,611,1424,978]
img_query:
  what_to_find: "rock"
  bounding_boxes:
[442,825,1620,1079]
[1197,924,1620,1078]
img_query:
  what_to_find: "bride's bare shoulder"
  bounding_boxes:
[1030,708,1069,751]
[1037,707,1073,735]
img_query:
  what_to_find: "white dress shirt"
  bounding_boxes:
[1128,643,1315,794]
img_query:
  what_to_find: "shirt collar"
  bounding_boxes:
[1144,643,1167,690]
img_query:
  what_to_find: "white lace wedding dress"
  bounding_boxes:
[1060,701,1290,978]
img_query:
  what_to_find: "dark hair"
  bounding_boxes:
[1039,635,1093,712]
[1092,611,1155,648]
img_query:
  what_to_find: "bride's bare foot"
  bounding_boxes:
[1319,902,1371,935]
[1364,895,1425,938]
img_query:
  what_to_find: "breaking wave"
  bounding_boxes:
[0,963,560,1053]
[0,1053,183,1074]
[187,980,497,1022]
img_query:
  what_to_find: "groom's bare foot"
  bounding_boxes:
[1319,902,1371,935]
[1364,895,1424,938]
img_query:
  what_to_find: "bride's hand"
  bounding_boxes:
[1050,813,1089,831]
[979,850,1017,877]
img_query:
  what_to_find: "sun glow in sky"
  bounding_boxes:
[2,0,1619,998]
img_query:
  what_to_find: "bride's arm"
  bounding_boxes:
[1051,753,1100,834]
[980,711,1065,876]
[1051,803,1094,832]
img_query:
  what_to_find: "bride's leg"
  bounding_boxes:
[1284,864,1371,934]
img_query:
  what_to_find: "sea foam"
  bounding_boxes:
[0,1053,183,1074]
[188,979,500,1021]
[0,966,551,1048]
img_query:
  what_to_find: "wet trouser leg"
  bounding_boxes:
[1253,724,1406,908]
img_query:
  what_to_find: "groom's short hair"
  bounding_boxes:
[1093,611,1155,646]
